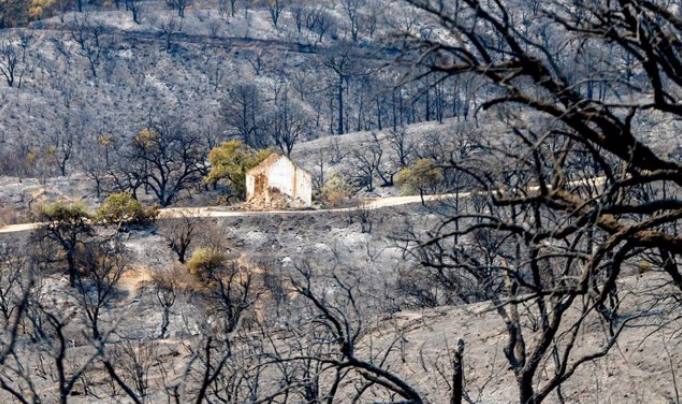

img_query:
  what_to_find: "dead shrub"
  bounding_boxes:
[152,263,195,293]
[0,207,27,226]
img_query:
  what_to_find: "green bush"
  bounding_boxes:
[206,140,273,200]
[96,193,158,225]
[37,201,92,222]
[395,159,444,197]
[320,174,353,207]
[186,247,227,282]
[35,201,94,287]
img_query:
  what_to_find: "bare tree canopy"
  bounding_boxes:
[398,0,682,402]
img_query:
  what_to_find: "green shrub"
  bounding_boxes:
[320,174,353,207]
[206,140,272,200]
[638,260,653,274]
[186,247,227,282]
[96,193,158,225]
[37,201,92,222]
[395,159,444,197]
[35,201,93,287]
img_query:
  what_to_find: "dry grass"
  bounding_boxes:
[149,263,197,293]
[0,207,29,226]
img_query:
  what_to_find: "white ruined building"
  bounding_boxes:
[245,153,312,208]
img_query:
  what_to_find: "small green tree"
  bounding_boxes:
[395,159,444,203]
[186,247,228,283]
[96,193,159,227]
[35,201,93,286]
[206,140,272,200]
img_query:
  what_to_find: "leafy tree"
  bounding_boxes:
[96,193,158,227]
[35,201,93,287]
[395,158,443,202]
[206,140,271,200]
[0,0,63,28]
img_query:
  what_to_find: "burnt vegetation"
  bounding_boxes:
[0,0,681,403]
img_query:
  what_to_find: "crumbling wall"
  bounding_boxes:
[245,155,312,208]
[266,157,296,197]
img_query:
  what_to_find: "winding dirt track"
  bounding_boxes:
[0,176,608,235]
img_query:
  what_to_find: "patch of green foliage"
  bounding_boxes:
[206,140,272,200]
[37,201,92,222]
[320,174,353,207]
[186,247,228,282]
[395,159,444,197]
[96,193,159,226]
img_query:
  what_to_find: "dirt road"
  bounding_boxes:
[0,176,606,235]
[0,192,461,235]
